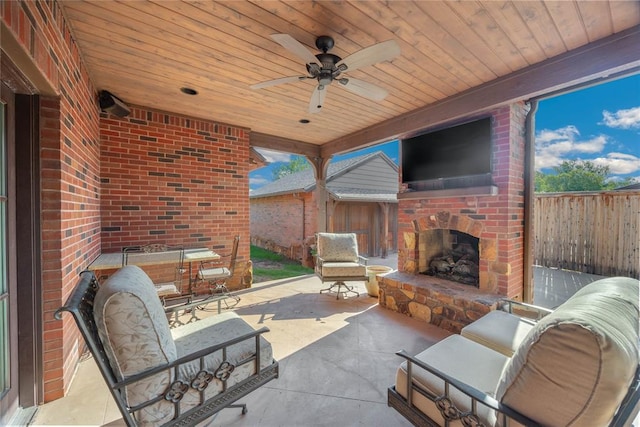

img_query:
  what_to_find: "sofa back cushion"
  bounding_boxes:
[94,265,177,411]
[317,232,359,262]
[496,277,639,426]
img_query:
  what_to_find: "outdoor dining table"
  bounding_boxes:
[88,247,221,287]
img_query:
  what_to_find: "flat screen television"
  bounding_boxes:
[401,117,493,187]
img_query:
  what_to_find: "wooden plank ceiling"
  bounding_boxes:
[60,1,640,157]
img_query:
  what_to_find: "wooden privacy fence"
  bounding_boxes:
[534,190,640,278]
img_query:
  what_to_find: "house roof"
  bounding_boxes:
[249,147,269,171]
[250,151,398,203]
[58,2,640,158]
[616,183,640,190]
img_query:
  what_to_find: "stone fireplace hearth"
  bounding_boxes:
[379,103,529,332]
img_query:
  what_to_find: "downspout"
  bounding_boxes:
[523,99,538,303]
[293,193,306,246]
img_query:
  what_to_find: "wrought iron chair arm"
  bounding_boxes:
[395,349,541,427]
[499,299,554,320]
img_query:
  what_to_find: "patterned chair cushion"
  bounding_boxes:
[317,232,359,262]
[93,265,177,423]
[319,261,367,278]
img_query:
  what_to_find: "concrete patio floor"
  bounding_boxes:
[29,263,613,427]
[31,272,451,427]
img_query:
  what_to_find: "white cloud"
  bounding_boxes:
[254,148,292,163]
[535,125,608,170]
[601,106,640,129]
[591,152,640,175]
[249,176,270,187]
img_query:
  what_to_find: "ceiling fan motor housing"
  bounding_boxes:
[315,35,335,52]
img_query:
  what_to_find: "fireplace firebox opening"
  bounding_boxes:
[420,230,480,287]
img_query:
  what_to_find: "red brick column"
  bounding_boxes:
[398,104,528,299]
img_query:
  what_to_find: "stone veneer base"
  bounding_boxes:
[378,271,502,334]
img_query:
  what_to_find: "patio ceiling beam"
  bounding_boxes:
[250,132,320,158]
[321,24,640,158]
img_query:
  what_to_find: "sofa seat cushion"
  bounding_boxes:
[319,261,366,278]
[461,310,536,357]
[316,232,359,262]
[396,334,510,426]
[496,277,639,426]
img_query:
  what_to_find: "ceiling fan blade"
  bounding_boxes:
[271,34,319,65]
[250,76,306,90]
[308,86,327,114]
[339,78,388,101]
[336,40,400,72]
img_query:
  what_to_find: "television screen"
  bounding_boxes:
[401,117,492,184]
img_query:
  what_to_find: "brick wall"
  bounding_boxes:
[3,0,102,402]
[100,107,251,289]
[398,104,528,299]
[250,192,315,255]
[2,0,253,404]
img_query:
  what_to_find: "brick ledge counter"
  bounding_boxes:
[378,271,502,333]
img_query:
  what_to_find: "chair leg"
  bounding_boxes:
[228,403,248,415]
[201,281,241,309]
[320,281,360,299]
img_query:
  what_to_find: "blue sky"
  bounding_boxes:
[250,73,639,190]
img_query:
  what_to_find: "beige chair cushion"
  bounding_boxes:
[461,310,536,357]
[396,334,510,426]
[93,265,177,423]
[319,261,366,278]
[317,232,359,262]
[495,277,640,426]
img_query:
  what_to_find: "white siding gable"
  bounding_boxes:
[330,156,398,192]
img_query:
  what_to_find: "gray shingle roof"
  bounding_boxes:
[250,151,395,199]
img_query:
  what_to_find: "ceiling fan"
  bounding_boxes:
[250,34,400,114]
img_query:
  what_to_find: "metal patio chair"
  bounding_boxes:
[196,235,241,308]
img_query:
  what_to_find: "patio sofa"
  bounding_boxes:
[388,276,640,426]
[56,265,279,426]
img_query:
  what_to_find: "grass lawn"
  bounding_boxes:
[251,245,314,283]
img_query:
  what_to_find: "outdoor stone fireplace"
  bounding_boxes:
[421,229,480,287]
[378,103,529,332]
